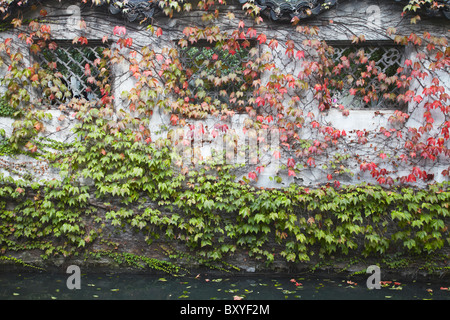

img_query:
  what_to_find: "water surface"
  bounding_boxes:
[0,272,449,300]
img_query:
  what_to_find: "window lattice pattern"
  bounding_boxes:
[330,45,405,109]
[38,45,107,103]
[179,41,254,108]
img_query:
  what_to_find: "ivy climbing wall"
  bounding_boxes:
[0,0,448,274]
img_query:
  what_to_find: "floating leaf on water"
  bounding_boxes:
[12,293,19,296]
[385,296,392,299]
[87,283,95,287]
[212,278,222,282]
[158,278,167,282]
[389,286,403,290]
[93,295,99,298]
[282,289,295,294]
[51,296,57,300]
[111,288,119,292]
[226,289,239,293]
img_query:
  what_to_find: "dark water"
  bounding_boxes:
[0,272,449,300]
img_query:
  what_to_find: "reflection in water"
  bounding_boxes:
[0,272,449,300]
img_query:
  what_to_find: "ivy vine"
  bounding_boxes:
[0,0,448,274]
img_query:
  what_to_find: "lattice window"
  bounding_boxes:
[178,40,256,111]
[328,43,405,109]
[36,41,109,103]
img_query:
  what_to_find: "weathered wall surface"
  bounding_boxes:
[1,0,448,187]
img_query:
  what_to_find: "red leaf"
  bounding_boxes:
[268,39,278,49]
[245,28,256,38]
[113,26,127,36]
[311,121,320,129]
[287,158,295,167]
[407,174,416,182]
[296,50,305,59]
[257,33,267,44]
[170,114,178,126]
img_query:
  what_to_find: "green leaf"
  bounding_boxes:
[403,239,416,250]
[254,213,266,223]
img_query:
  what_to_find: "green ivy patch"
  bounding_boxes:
[0,116,448,271]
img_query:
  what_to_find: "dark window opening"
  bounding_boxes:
[178,39,258,112]
[327,41,406,110]
[35,40,110,104]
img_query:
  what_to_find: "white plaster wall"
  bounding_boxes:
[0,0,448,188]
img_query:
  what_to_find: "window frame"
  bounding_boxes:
[177,38,259,114]
[32,39,112,105]
[325,40,408,111]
